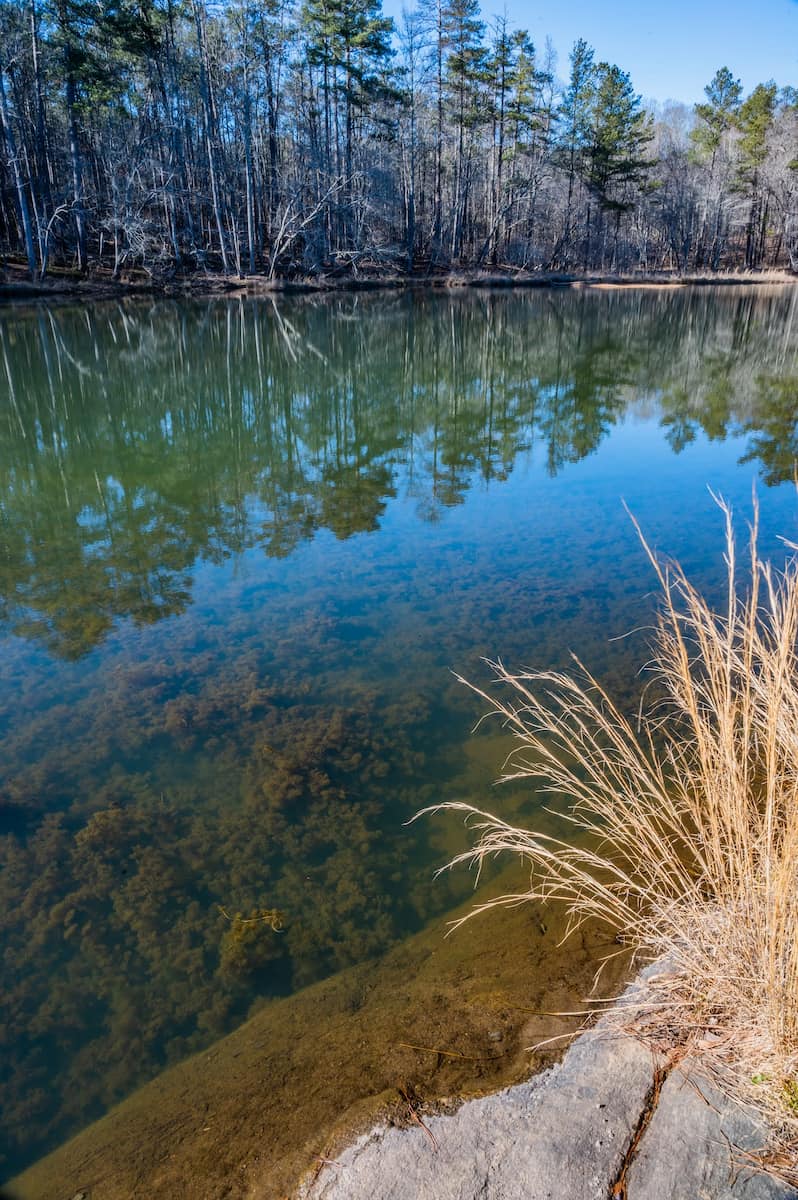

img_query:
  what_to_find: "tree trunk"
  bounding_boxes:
[65,72,86,270]
[0,66,37,277]
[193,0,230,274]
[243,73,256,273]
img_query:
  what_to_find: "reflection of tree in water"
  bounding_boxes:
[741,374,798,486]
[659,354,736,453]
[1,287,797,658]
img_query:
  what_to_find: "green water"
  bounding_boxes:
[1,285,798,1180]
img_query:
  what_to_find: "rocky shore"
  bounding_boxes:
[299,983,798,1200]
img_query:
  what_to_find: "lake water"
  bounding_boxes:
[2,284,798,1182]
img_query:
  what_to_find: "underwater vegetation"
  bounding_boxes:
[0,688,464,1177]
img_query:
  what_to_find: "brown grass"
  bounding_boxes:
[420,499,798,1156]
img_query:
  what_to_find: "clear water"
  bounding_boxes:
[1,285,798,1180]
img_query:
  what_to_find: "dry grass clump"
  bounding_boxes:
[421,501,798,1154]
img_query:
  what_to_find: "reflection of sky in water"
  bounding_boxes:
[1,287,798,1181]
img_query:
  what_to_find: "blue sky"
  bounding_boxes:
[382,0,797,105]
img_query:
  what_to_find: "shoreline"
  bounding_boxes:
[298,971,798,1200]
[1,268,796,304]
[5,885,629,1200]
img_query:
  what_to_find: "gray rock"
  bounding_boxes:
[297,1017,797,1200]
[296,963,796,1200]
[298,1025,655,1200]
[627,1065,798,1200]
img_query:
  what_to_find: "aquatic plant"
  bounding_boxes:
[0,695,439,1179]
[424,500,798,1152]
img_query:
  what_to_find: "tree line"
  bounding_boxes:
[0,0,796,280]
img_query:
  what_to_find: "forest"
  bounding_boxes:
[0,0,797,281]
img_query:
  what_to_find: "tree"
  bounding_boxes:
[554,37,595,266]
[397,5,431,266]
[0,2,37,276]
[505,31,553,259]
[252,0,293,241]
[442,0,485,257]
[691,67,742,268]
[482,23,549,264]
[692,66,742,164]
[581,63,653,268]
[302,0,394,250]
[736,81,777,268]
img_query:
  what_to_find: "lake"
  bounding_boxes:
[2,284,798,1184]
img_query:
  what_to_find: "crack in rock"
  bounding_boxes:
[608,1055,672,1200]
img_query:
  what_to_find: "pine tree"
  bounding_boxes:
[582,63,653,267]
[485,25,549,262]
[691,67,742,268]
[302,0,394,247]
[441,0,485,256]
[555,38,595,266]
[506,31,552,251]
[736,81,777,268]
[692,66,742,165]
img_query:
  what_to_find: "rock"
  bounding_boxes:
[626,1064,798,1200]
[298,1024,655,1200]
[297,995,797,1200]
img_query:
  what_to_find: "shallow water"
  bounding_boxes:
[1,285,798,1181]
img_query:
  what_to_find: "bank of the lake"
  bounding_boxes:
[299,971,798,1200]
[12,923,798,1200]
[0,266,795,304]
